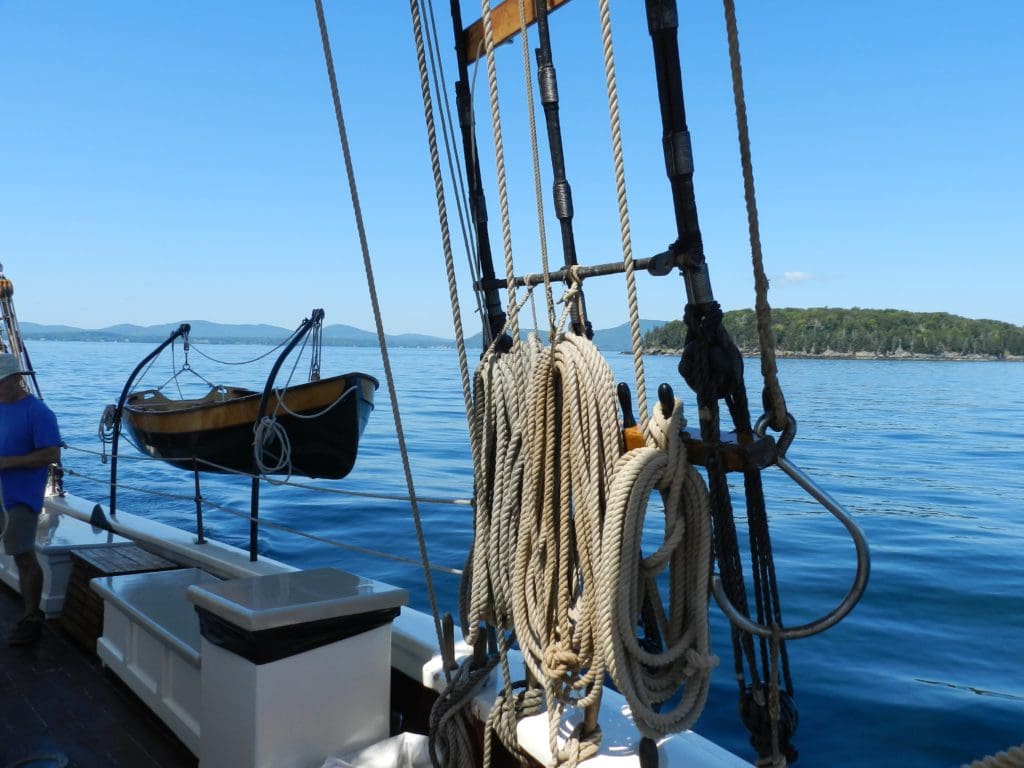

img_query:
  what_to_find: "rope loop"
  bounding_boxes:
[483,681,544,766]
[429,651,498,768]
[253,415,292,477]
[647,392,687,473]
[98,404,117,464]
[558,265,584,312]
[549,721,602,768]
[598,394,717,739]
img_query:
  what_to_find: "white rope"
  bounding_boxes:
[599,397,717,738]
[594,0,650,438]
[267,384,358,422]
[478,0,525,354]
[465,336,540,641]
[513,331,620,767]
[252,383,358,479]
[408,0,476,433]
[253,416,292,476]
[467,323,715,764]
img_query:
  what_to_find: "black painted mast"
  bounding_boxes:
[450,0,511,351]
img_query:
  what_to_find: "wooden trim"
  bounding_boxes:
[463,0,572,64]
[125,374,375,435]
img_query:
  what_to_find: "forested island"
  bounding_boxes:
[642,308,1024,360]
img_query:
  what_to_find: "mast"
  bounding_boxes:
[644,1,798,761]
[0,263,44,398]
[531,0,592,338]
[0,263,63,496]
[449,0,510,350]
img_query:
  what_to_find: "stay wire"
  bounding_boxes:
[421,0,488,328]
[314,0,447,680]
[64,441,473,507]
[59,465,463,577]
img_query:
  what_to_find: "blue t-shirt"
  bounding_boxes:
[0,394,61,514]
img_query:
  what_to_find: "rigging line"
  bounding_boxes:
[479,0,524,356]
[721,0,786,432]
[273,325,313,397]
[64,440,474,505]
[170,338,185,401]
[422,0,488,328]
[314,0,447,669]
[267,383,357,422]
[188,332,295,365]
[516,0,557,338]
[60,466,463,577]
[138,340,170,393]
[596,0,649,437]
[156,362,220,393]
[711,6,797,747]
[411,0,475,429]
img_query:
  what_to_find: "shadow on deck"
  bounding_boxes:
[0,582,197,768]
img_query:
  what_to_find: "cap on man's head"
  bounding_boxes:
[0,353,30,381]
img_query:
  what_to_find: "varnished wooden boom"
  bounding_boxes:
[463,0,572,63]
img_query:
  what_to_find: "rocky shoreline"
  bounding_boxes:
[643,347,1024,362]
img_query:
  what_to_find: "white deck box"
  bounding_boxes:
[187,567,407,768]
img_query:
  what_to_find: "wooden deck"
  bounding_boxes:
[0,582,197,768]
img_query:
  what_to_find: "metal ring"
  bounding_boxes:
[711,454,870,640]
[755,410,797,456]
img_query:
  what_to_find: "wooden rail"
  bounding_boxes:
[463,0,572,63]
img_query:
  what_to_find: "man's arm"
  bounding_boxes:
[0,445,61,471]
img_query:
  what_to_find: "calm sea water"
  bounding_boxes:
[27,339,1024,767]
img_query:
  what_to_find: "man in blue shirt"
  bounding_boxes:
[0,353,61,646]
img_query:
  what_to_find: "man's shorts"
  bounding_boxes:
[1,503,39,556]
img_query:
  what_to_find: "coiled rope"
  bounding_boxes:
[465,336,540,638]
[252,383,358,478]
[599,397,717,738]
[962,746,1024,768]
[512,329,620,767]
[405,0,719,763]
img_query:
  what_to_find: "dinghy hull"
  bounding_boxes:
[123,373,378,478]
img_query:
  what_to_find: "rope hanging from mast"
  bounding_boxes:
[354,0,867,765]
[426,2,718,765]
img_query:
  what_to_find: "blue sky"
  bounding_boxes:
[1,1,1021,338]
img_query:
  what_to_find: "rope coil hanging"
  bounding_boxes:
[413,0,723,764]
[598,396,717,738]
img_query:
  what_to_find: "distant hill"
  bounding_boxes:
[593,319,669,351]
[643,308,1024,359]
[465,319,668,351]
[19,318,670,350]
[20,320,454,349]
[25,311,1020,359]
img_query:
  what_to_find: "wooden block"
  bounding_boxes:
[59,544,181,652]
